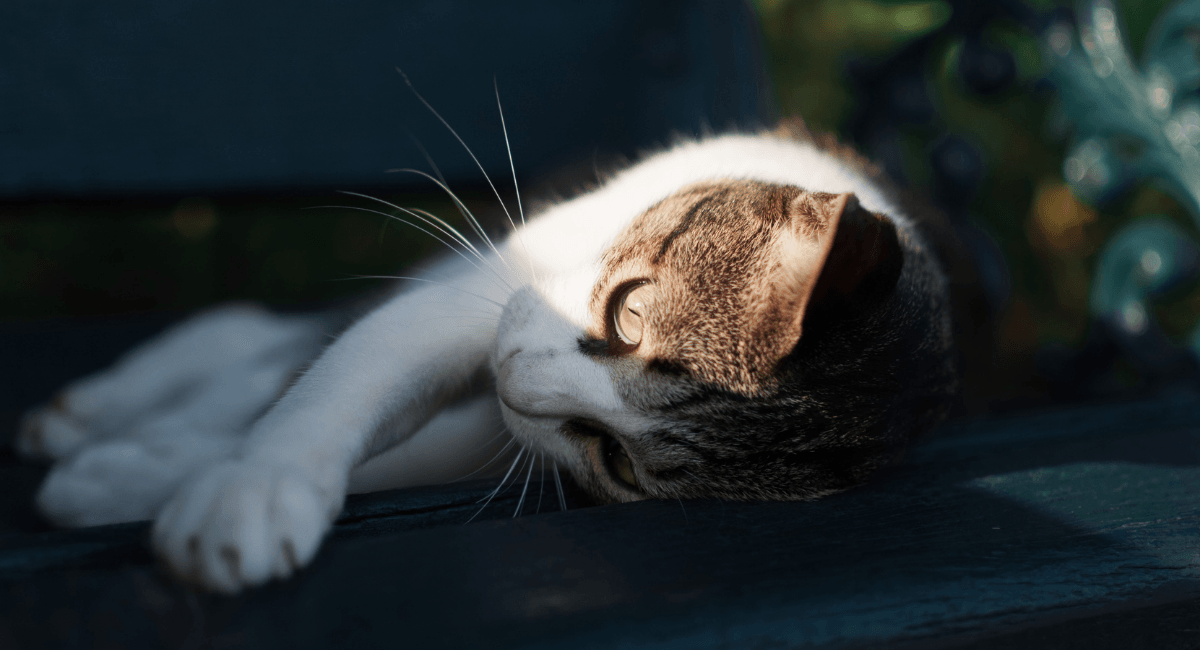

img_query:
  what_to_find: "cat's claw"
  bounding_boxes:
[152,460,337,594]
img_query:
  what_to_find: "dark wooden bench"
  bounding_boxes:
[1,393,1197,648]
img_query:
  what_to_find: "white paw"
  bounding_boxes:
[152,460,338,594]
[17,404,92,461]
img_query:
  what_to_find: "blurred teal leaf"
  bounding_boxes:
[1090,218,1198,340]
[1048,0,1200,216]
[1048,0,1200,356]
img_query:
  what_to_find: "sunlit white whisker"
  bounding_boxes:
[311,204,489,282]
[406,132,497,257]
[535,452,546,515]
[340,191,482,254]
[553,461,567,512]
[513,450,536,518]
[395,71,538,288]
[468,445,526,523]
[453,431,516,482]
[313,203,513,294]
[388,167,488,246]
[404,206,488,260]
[406,130,451,188]
[338,192,495,276]
[493,79,527,228]
[386,158,484,249]
[494,79,538,285]
[387,168,513,274]
[397,69,521,241]
[407,204,531,288]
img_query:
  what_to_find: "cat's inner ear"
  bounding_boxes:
[759,191,903,360]
[802,192,903,316]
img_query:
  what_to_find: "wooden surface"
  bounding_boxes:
[1,396,1197,649]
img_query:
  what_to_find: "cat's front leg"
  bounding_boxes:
[151,276,506,593]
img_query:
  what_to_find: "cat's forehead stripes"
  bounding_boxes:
[591,179,839,396]
[651,191,725,263]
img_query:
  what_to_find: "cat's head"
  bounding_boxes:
[494,179,956,504]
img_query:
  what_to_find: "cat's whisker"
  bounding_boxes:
[395,70,538,287]
[312,203,514,293]
[494,80,526,230]
[405,206,490,262]
[553,461,567,512]
[403,132,525,282]
[386,168,513,275]
[337,192,494,276]
[535,452,545,515]
[451,430,515,482]
[312,206,497,290]
[406,205,530,291]
[494,79,538,286]
[336,192,501,278]
[406,130,451,190]
[477,444,527,501]
[468,445,526,523]
[397,69,521,243]
[386,168,487,245]
[513,450,537,518]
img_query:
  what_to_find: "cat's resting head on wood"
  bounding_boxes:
[494,128,958,505]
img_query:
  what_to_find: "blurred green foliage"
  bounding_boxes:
[0,195,465,320]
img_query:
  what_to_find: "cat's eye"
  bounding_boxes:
[602,435,639,489]
[611,282,655,349]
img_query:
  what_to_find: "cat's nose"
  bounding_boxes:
[496,350,620,420]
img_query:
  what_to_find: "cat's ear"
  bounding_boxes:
[802,192,904,316]
[757,191,903,363]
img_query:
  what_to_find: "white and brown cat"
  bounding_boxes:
[18,119,964,593]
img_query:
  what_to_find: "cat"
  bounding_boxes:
[17,118,965,594]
